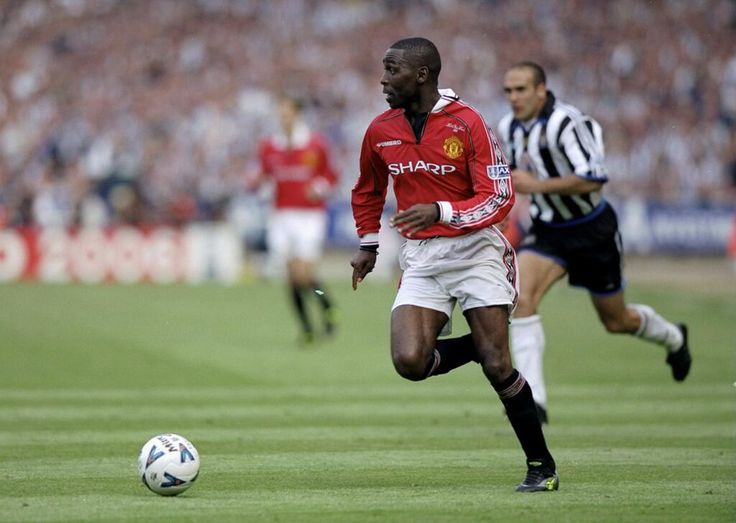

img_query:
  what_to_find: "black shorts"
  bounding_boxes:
[519,203,623,294]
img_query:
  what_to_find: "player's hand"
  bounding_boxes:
[389,203,439,237]
[305,178,330,202]
[243,167,263,191]
[351,250,377,290]
[511,169,539,194]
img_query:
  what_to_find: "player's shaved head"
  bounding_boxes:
[509,61,547,87]
[389,37,441,82]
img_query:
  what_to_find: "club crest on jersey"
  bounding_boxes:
[443,135,464,160]
[487,164,511,179]
[301,150,319,168]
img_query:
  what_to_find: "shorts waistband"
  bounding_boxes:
[533,201,609,228]
[404,229,486,246]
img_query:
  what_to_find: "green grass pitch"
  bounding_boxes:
[0,275,734,522]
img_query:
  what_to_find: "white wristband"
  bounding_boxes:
[436,201,453,224]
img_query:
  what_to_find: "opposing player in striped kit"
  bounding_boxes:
[350,38,558,492]
[497,62,692,423]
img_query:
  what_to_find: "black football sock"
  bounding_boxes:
[430,334,479,376]
[311,281,334,324]
[290,285,313,335]
[311,281,333,311]
[494,369,555,468]
[310,281,336,334]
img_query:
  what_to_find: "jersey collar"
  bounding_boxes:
[432,88,459,113]
[540,90,556,118]
[273,120,312,149]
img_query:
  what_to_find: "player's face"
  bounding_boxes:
[503,68,546,121]
[278,98,299,132]
[381,49,420,110]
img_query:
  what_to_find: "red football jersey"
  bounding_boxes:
[352,89,514,243]
[258,123,338,210]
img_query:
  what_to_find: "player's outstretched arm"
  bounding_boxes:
[350,250,377,290]
[512,169,604,195]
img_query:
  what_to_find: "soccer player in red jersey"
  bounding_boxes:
[350,38,558,492]
[254,94,339,345]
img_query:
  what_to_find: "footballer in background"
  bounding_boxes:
[248,93,339,346]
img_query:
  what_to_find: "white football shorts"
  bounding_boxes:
[267,209,327,262]
[392,226,519,328]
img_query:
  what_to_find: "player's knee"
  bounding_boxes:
[514,293,538,317]
[289,271,310,287]
[478,352,512,383]
[391,348,430,381]
[600,316,629,334]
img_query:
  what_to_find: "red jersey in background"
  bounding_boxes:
[352,89,514,243]
[258,122,338,210]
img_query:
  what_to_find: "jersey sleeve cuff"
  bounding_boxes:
[436,201,453,224]
[359,233,379,248]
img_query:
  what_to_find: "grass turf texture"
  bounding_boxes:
[0,278,734,522]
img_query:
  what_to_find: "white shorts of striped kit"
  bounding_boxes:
[267,209,327,262]
[392,226,518,333]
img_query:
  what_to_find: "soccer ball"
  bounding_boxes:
[138,433,200,496]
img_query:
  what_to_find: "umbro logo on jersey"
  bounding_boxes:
[388,161,457,176]
[376,139,402,148]
[487,164,511,179]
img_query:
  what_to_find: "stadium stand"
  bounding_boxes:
[0,0,734,232]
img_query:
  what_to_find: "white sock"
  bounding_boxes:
[510,314,547,408]
[630,304,683,352]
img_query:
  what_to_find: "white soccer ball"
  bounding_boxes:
[138,433,200,496]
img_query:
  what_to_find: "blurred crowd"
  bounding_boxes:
[1,0,734,230]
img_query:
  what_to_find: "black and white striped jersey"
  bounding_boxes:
[497,91,609,226]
